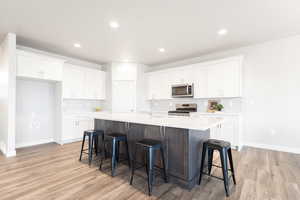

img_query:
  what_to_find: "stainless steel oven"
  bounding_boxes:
[171,84,194,98]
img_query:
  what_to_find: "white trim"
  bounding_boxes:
[0,141,7,155]
[244,142,300,154]
[16,138,54,148]
[5,150,16,157]
[60,138,82,145]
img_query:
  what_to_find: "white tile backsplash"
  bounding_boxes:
[150,98,242,113]
[63,99,104,113]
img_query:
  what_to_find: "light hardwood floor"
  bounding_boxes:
[0,142,299,200]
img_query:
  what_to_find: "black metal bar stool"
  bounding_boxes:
[79,130,104,165]
[130,139,168,196]
[99,133,131,177]
[198,139,236,197]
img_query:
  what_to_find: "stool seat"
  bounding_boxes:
[136,139,162,149]
[206,139,231,149]
[105,132,126,139]
[84,130,104,136]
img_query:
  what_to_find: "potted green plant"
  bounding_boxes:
[212,103,224,112]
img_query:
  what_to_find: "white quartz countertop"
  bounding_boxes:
[86,112,224,131]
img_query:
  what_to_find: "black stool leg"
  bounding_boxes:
[79,134,86,161]
[220,148,229,197]
[111,138,117,177]
[228,148,236,185]
[99,140,106,170]
[147,148,155,196]
[198,143,207,185]
[160,147,168,183]
[88,134,93,165]
[208,148,214,175]
[115,141,120,163]
[125,140,131,168]
[94,135,99,156]
[130,144,137,185]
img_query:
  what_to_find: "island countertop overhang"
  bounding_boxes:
[91,112,224,131]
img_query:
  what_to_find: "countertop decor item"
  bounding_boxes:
[95,107,101,112]
[207,100,224,112]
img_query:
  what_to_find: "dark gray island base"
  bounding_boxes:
[95,119,210,189]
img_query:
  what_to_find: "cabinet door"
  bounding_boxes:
[98,71,106,99]
[210,125,222,140]
[17,54,63,81]
[147,72,170,100]
[62,118,94,141]
[17,54,43,79]
[220,117,239,148]
[112,80,136,112]
[207,60,241,98]
[168,67,193,85]
[78,119,94,138]
[62,65,85,98]
[41,61,63,81]
[84,68,98,99]
[112,63,137,81]
[62,118,77,140]
[191,65,208,98]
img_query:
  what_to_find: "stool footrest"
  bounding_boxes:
[202,172,233,182]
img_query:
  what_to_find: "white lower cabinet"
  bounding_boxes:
[62,116,94,144]
[210,115,241,150]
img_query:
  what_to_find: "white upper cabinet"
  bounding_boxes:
[168,67,193,85]
[62,64,106,100]
[207,58,242,98]
[191,65,208,98]
[146,56,243,99]
[147,72,171,100]
[112,63,137,81]
[63,64,85,99]
[16,50,64,81]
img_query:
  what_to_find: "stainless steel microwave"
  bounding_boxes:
[171,84,194,98]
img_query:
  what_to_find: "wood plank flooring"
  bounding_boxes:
[0,142,299,200]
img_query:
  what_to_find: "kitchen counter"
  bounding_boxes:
[89,112,224,131]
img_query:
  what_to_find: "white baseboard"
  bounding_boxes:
[0,141,16,157]
[5,150,16,157]
[60,138,82,145]
[244,142,300,154]
[0,141,7,155]
[16,138,54,148]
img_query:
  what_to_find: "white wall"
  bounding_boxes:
[151,35,300,154]
[0,33,16,157]
[16,79,57,148]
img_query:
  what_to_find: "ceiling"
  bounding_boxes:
[1,0,300,66]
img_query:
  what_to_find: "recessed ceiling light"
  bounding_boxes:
[123,59,130,62]
[109,21,120,29]
[158,48,165,53]
[218,29,228,36]
[73,43,81,48]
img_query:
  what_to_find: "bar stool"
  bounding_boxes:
[198,139,236,197]
[99,133,131,177]
[130,139,168,196]
[79,130,104,165]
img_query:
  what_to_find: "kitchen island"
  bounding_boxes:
[93,112,224,189]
